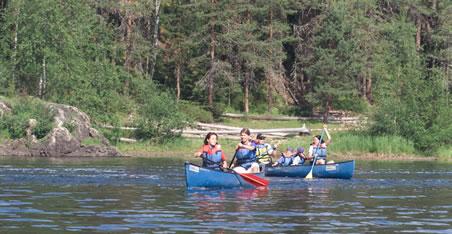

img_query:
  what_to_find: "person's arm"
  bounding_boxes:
[218,145,228,168]
[194,146,203,157]
[272,156,282,166]
[237,142,255,150]
[300,153,307,159]
[323,124,332,145]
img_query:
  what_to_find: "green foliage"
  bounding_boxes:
[206,103,225,121]
[81,137,102,146]
[0,0,451,148]
[0,0,127,124]
[437,145,452,161]
[100,126,122,146]
[283,131,417,156]
[178,101,214,123]
[329,132,417,155]
[62,121,76,134]
[305,1,361,114]
[0,97,54,139]
[131,78,189,142]
[369,18,450,153]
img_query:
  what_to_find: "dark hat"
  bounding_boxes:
[256,133,266,140]
[296,147,304,153]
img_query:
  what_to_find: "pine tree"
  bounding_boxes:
[255,0,293,112]
[0,0,123,121]
[305,2,360,121]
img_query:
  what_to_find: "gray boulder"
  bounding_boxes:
[0,99,121,157]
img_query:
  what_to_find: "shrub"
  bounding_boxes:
[0,97,54,139]
[178,101,214,123]
[133,93,189,142]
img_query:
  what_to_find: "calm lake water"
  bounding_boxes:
[0,156,450,233]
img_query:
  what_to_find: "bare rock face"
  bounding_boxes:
[0,101,11,117]
[0,100,121,157]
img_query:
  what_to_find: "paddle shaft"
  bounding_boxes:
[306,129,325,178]
[228,150,237,169]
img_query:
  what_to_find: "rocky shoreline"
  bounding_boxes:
[0,99,121,157]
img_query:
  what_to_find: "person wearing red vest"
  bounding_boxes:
[194,132,227,170]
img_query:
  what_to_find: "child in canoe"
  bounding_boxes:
[232,128,260,174]
[254,133,277,167]
[194,132,227,170]
[292,147,306,165]
[272,147,296,167]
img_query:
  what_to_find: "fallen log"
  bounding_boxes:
[177,127,310,135]
[119,137,137,143]
[195,122,242,130]
[221,112,364,123]
[181,133,287,140]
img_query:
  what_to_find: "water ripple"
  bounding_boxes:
[0,158,450,233]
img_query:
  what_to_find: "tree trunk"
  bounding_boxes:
[39,57,46,98]
[207,30,215,106]
[267,71,273,112]
[124,12,133,69]
[207,0,217,107]
[366,68,373,103]
[11,4,19,93]
[0,0,7,10]
[175,62,181,101]
[360,73,366,99]
[323,96,332,123]
[416,17,421,51]
[267,6,273,112]
[244,71,250,113]
[148,0,161,80]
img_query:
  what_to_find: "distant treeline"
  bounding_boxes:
[0,0,450,153]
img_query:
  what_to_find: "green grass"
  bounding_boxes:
[116,127,430,161]
[329,133,417,155]
[117,137,247,158]
[437,145,452,161]
[81,138,102,146]
[117,138,204,157]
[101,113,450,161]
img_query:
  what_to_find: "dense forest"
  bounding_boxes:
[0,0,450,153]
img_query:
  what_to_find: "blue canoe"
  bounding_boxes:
[264,160,355,179]
[185,162,253,188]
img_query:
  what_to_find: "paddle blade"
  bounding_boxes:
[305,170,313,179]
[239,173,269,187]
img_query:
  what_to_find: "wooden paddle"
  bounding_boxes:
[305,128,325,179]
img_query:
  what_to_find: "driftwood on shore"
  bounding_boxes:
[221,112,365,124]
[177,122,310,139]
[101,111,362,142]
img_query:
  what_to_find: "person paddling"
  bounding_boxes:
[194,132,227,170]
[232,128,260,174]
[307,125,332,165]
